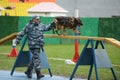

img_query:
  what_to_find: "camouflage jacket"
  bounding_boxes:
[16,21,53,49]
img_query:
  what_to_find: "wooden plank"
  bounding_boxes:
[105,38,120,48]
[0,33,120,48]
[0,32,18,44]
[44,34,105,41]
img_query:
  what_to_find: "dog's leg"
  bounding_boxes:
[73,29,80,35]
[53,19,60,35]
[55,25,59,35]
[52,28,55,34]
[61,26,65,36]
[55,25,61,35]
[56,30,61,35]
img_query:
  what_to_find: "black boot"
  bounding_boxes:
[36,70,44,79]
[25,67,32,78]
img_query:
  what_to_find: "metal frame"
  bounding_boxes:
[70,39,117,80]
[10,37,52,77]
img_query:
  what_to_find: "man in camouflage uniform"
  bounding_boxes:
[15,16,55,79]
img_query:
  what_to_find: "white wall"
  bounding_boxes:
[28,12,45,16]
[50,12,67,17]
[28,12,67,17]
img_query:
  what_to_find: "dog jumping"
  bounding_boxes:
[52,16,83,36]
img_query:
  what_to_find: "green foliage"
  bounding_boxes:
[0,16,18,38]
[98,18,120,41]
[18,16,31,31]
[0,16,18,44]
[80,18,99,43]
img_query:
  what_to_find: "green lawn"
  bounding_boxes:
[0,43,120,80]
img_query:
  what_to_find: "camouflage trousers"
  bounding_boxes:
[28,48,41,72]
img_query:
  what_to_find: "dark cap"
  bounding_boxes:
[32,16,40,20]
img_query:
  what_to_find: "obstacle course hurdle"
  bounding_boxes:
[10,37,52,77]
[70,40,117,80]
[0,33,119,79]
[72,26,80,63]
[0,33,120,48]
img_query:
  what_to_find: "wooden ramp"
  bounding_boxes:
[0,32,120,48]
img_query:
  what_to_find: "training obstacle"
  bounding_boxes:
[0,33,119,79]
[0,33,120,48]
[10,37,52,77]
[70,39,117,80]
[8,46,18,57]
[72,29,80,63]
[8,39,18,57]
[72,40,79,62]
[0,32,18,44]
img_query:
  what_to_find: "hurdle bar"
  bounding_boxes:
[0,33,120,48]
[105,38,120,48]
[0,32,18,44]
[44,34,120,48]
[44,34,105,41]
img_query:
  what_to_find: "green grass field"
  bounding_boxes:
[0,43,120,80]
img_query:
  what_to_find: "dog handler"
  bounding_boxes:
[15,16,55,79]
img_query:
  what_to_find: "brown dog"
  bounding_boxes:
[52,16,83,36]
